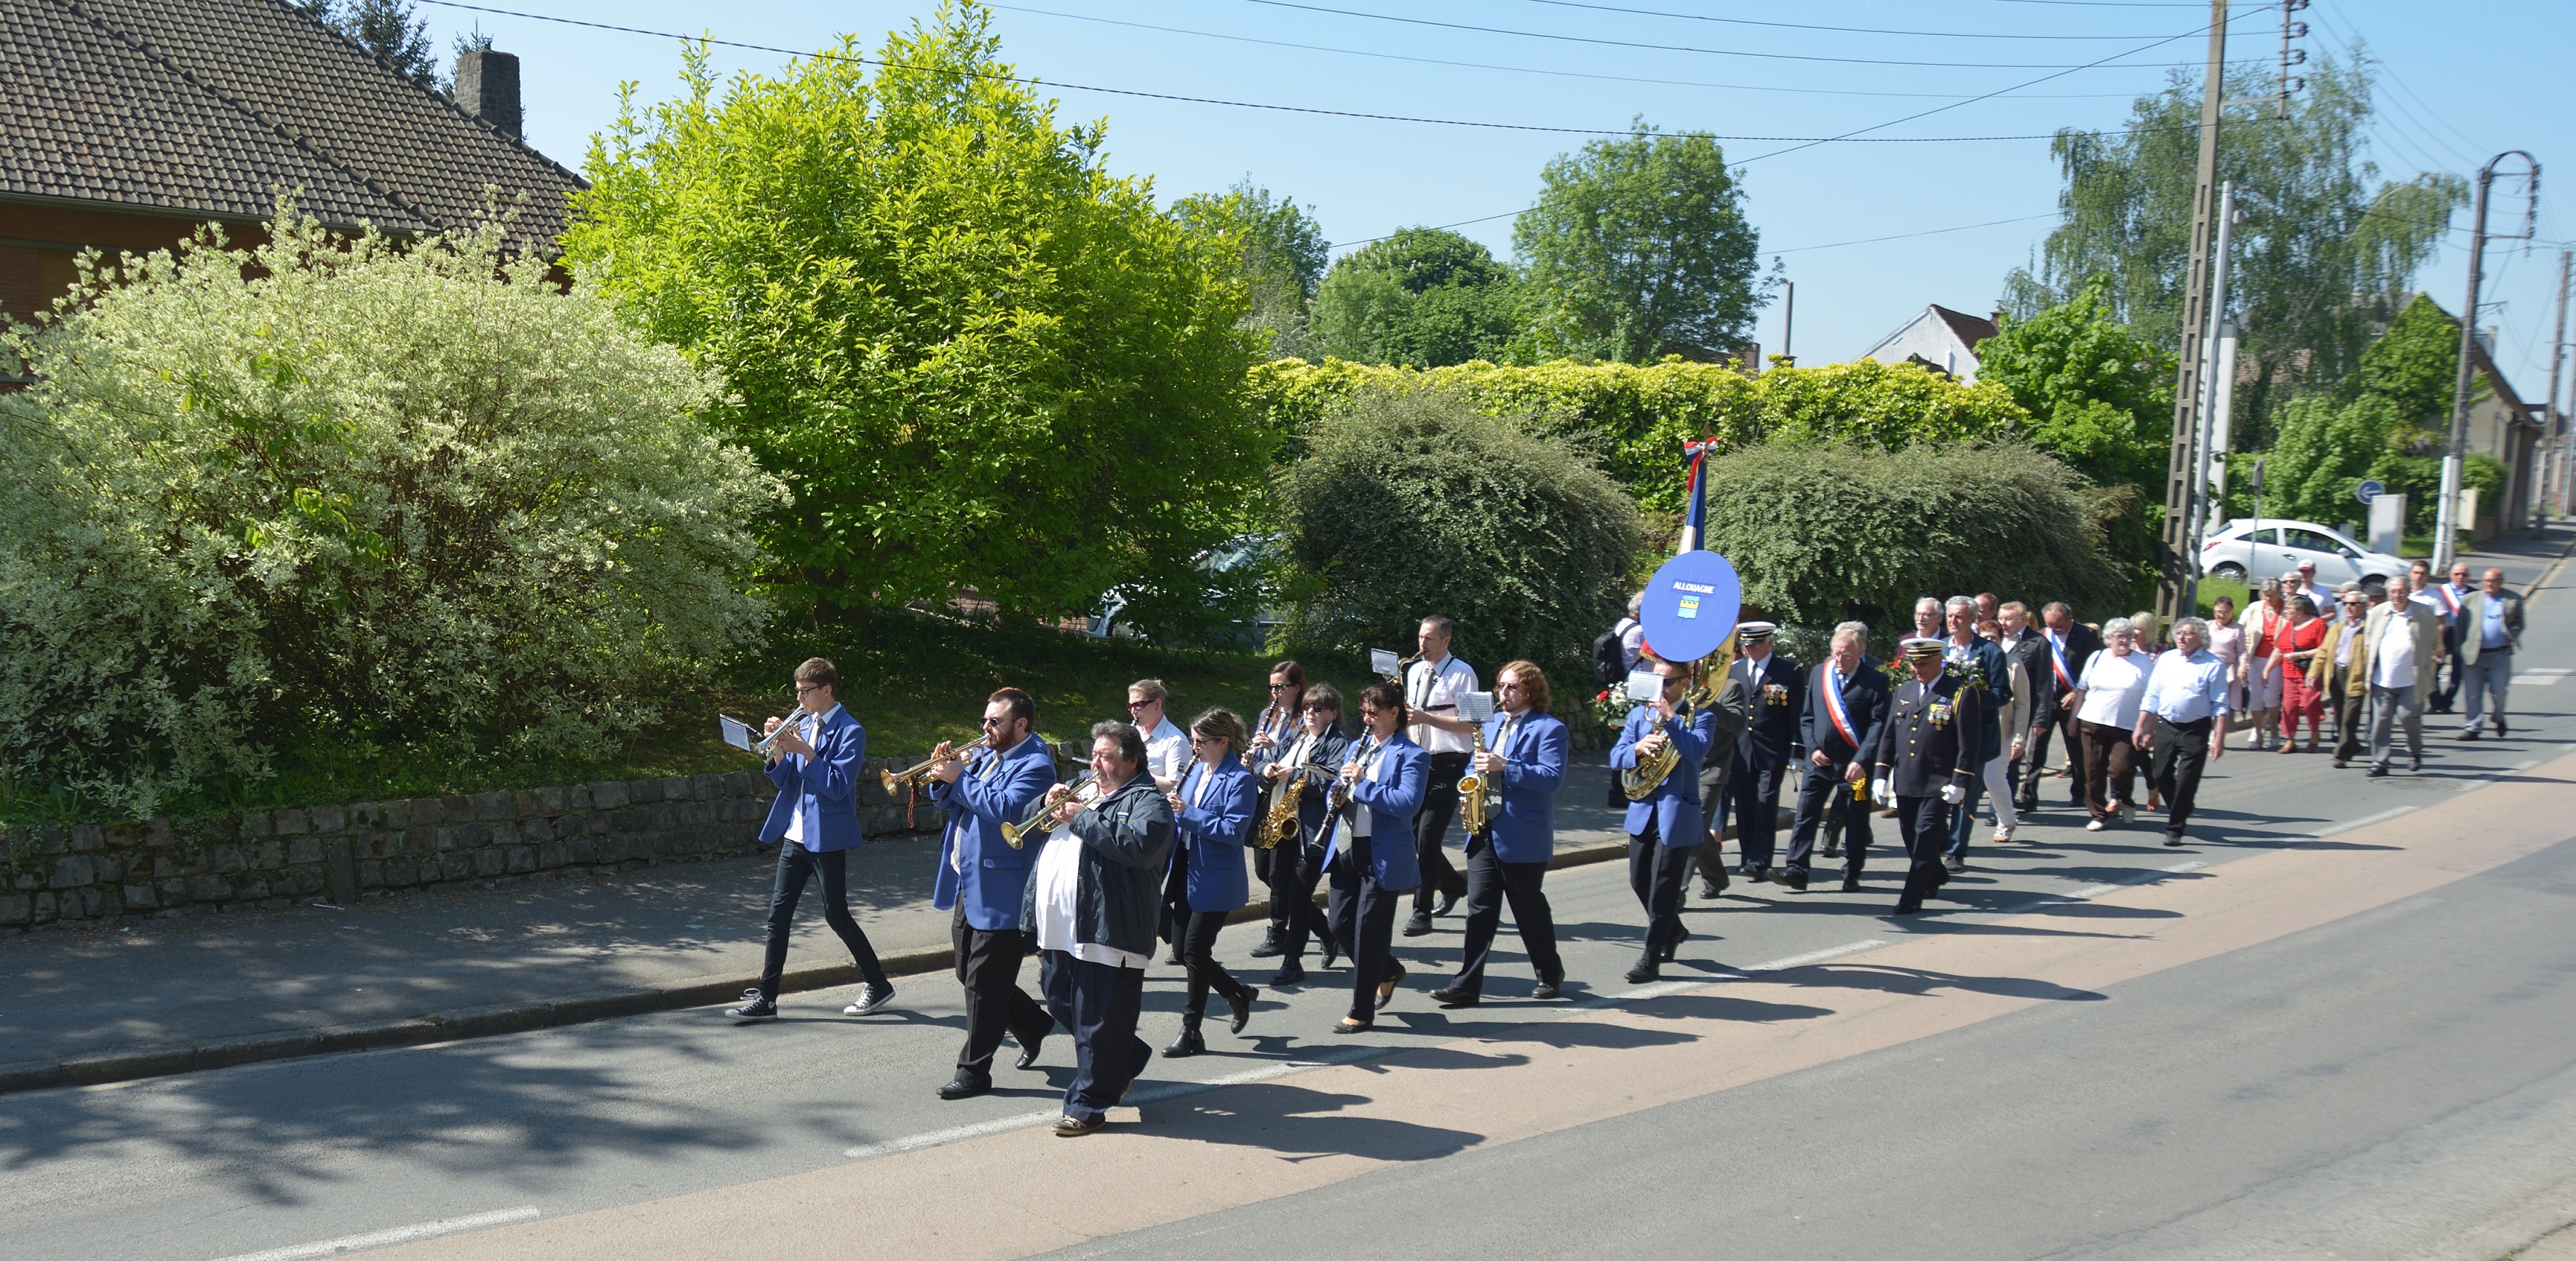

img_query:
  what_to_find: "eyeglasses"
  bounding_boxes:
[1189,735,1218,747]
[980,716,1009,728]
[1126,699,1151,710]
[1269,681,1293,691]
[1303,703,1338,713]
[793,684,825,697]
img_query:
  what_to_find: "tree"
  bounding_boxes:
[2002,52,2464,442]
[1173,181,1328,361]
[1309,227,1526,368]
[1974,278,2176,491]
[1275,390,1641,674]
[296,0,446,90]
[563,2,1269,622]
[1697,440,2126,632]
[1514,122,1763,363]
[0,209,775,818]
[2254,294,2506,534]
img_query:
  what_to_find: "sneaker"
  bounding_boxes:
[2085,818,2107,831]
[2163,833,2185,847]
[1942,855,1965,874]
[843,984,895,1016]
[1248,928,1285,959]
[726,988,777,1022]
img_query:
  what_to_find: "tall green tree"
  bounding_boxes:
[563,2,1268,621]
[296,0,446,90]
[1514,122,1763,363]
[1974,277,2176,491]
[2256,293,2505,533]
[1309,227,1525,368]
[1173,180,1328,361]
[2002,53,2463,443]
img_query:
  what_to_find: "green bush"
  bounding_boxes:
[0,210,777,818]
[1697,440,2126,630]
[1273,390,1641,675]
[1307,228,1526,368]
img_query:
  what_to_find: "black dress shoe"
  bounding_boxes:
[1769,869,1808,892]
[725,989,777,1023]
[2497,718,2510,736]
[1164,1027,1205,1059]
[1375,963,1407,1009]
[1014,1029,1048,1070]
[2411,755,2422,772]
[1402,912,1433,938]
[1624,960,1660,984]
[1891,902,1923,916]
[1272,960,1307,987]
[1248,930,1285,959]
[1320,938,1341,969]
[1436,888,1462,917]
[1430,985,1479,1008]
[936,1077,991,1100]
[1840,877,1863,893]
[2366,764,2390,778]
[1229,986,1259,1034]
[1530,979,1563,1001]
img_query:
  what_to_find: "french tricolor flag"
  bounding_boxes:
[1677,439,1713,555]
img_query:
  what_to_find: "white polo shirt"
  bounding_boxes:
[1405,655,1478,756]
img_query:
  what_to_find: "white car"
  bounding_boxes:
[2197,518,2408,593]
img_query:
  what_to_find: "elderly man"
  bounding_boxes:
[2362,572,2442,777]
[2456,567,2527,740]
[2023,601,2102,813]
[2310,586,2374,768]
[2135,617,2230,845]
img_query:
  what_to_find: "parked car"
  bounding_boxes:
[1087,534,1283,646]
[2198,518,2406,593]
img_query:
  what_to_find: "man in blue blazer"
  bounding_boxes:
[1325,679,1427,1034]
[1609,654,1722,984]
[1432,660,1568,1007]
[1777,623,1891,894]
[1164,708,1260,1058]
[926,687,1058,1100]
[726,657,897,1023]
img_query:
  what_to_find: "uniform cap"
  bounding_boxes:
[1899,636,1947,660]
[1737,621,1778,641]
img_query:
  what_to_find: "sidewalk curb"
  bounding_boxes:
[0,837,1642,1096]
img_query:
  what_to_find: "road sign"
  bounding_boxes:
[1638,550,1741,663]
[2355,479,2384,506]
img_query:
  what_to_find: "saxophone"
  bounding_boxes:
[1256,766,1307,850]
[1457,725,1500,835]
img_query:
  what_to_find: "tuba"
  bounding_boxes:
[1620,673,1711,802]
[1457,726,1501,836]
[880,734,991,798]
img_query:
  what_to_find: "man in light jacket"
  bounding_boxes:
[2361,574,2441,778]
[2455,567,2527,740]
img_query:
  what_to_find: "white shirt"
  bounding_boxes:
[2074,651,2151,729]
[779,706,838,848]
[1033,827,1148,970]
[1142,717,1189,787]
[1406,655,1478,754]
[2374,609,2417,689]
[1333,737,1386,846]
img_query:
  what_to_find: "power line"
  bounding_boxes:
[1769,213,2064,255]
[1509,0,2218,41]
[1229,0,2276,71]
[991,4,2162,100]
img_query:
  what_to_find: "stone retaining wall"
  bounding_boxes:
[1,754,978,932]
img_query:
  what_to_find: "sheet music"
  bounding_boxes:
[718,715,755,753]
[1625,671,1664,704]
[1459,691,1496,723]
[1369,649,1401,678]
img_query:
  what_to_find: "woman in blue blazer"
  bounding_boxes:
[1165,708,1261,1057]
[1326,679,1427,1034]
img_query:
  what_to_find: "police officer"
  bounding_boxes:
[1721,622,1804,882]
[1866,638,1982,916]
[1609,654,1722,983]
[1778,622,1889,893]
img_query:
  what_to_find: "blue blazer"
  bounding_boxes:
[759,705,865,853]
[1328,731,1426,891]
[1477,710,1567,864]
[1173,755,1256,912]
[1798,657,1892,767]
[930,734,1058,930]
[1609,701,1721,848]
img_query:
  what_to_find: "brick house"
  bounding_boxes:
[1,0,582,341]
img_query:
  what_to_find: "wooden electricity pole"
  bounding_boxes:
[2155,0,2230,620]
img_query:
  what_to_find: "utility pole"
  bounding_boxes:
[2436,152,2538,570]
[1781,279,1796,365]
[2156,0,2230,621]
[2184,182,2238,616]
[2545,250,2569,524]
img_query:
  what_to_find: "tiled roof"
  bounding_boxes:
[1930,305,2000,350]
[1,0,582,248]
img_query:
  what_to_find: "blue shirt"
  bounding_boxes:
[2140,648,2230,724]
[2482,596,2510,649]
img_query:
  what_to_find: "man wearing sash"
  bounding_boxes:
[1778,624,1890,893]
[2021,602,2099,813]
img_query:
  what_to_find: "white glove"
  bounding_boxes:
[1940,782,1966,806]
[1872,778,1893,805]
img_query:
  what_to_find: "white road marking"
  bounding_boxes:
[211,1207,539,1261]
[2510,669,2567,685]
[842,1110,1059,1160]
[2314,805,2420,837]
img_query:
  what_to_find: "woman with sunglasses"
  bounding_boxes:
[1259,684,1350,986]
[1245,662,1309,960]
[1162,708,1261,1056]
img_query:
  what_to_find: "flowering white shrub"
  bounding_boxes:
[0,208,780,817]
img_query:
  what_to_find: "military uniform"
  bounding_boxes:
[1865,649,1983,913]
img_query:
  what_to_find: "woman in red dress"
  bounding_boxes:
[2275,594,2329,754]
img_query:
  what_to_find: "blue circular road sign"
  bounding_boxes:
[2355,479,2385,505]
[1638,550,1742,663]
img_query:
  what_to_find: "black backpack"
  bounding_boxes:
[1593,617,1636,688]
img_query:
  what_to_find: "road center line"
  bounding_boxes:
[211,1207,539,1261]
[2315,805,2420,837]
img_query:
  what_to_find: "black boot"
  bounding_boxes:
[1165,1025,1207,1059]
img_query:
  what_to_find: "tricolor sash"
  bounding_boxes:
[2046,632,2073,688]
[2436,585,2462,615]
[1819,662,1858,750]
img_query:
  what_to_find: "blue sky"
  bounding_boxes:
[419,0,2574,406]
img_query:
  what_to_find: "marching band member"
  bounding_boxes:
[1325,680,1427,1033]
[927,687,1058,1100]
[1163,708,1261,1057]
[1778,624,1889,893]
[1246,661,1309,959]
[1723,621,1804,883]
[1610,654,1721,983]
[726,657,896,1023]
[1866,639,1982,916]
[1402,616,1478,936]
[1430,661,1568,1007]
[1260,684,1350,986]
[1028,722,1176,1137]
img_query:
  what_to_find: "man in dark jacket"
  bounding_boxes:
[2021,601,2101,813]
[1721,622,1804,882]
[1776,623,1890,893]
[1026,721,1176,1137]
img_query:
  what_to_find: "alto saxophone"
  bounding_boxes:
[1457,725,1501,835]
[1256,766,1307,850]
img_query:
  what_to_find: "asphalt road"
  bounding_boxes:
[4,543,2571,1261]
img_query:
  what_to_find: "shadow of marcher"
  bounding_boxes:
[1140,1081,1483,1163]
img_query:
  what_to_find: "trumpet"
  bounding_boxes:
[1002,772,1101,848]
[880,735,991,798]
[753,712,812,759]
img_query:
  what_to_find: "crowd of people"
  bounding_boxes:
[710,560,2527,1139]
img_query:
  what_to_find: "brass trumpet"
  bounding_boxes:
[1002,772,1100,848]
[880,735,991,798]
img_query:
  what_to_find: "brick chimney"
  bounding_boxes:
[454,48,522,141]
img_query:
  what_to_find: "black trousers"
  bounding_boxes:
[1627,818,1692,962]
[756,842,890,1001]
[1893,794,1951,910]
[1451,833,1563,996]
[1275,838,1339,962]
[1726,750,1788,869]
[1688,762,1729,894]
[2147,717,2214,837]
[951,904,1053,1085]
[1176,909,1251,1027]
[2331,678,2366,763]
[1783,759,1871,879]
[1412,751,1472,914]
[1326,839,1407,1021]
[2433,622,2464,708]
[2023,702,2087,809]
[1038,949,1149,1126]
[1254,845,1282,934]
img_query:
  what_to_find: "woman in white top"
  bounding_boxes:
[2069,617,2151,830]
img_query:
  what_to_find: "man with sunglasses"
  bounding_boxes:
[925,687,1058,1100]
[2310,585,2373,767]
